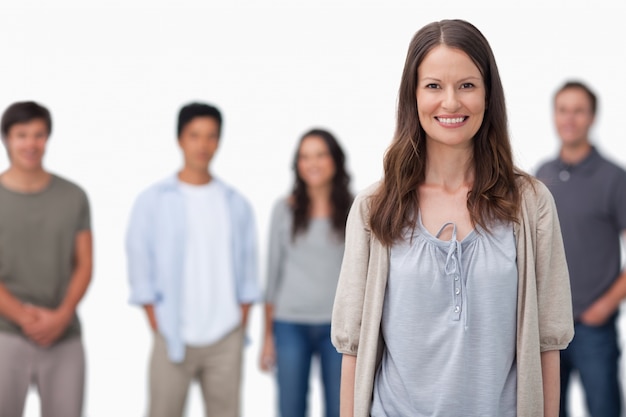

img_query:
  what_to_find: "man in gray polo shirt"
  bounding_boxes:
[536,81,626,417]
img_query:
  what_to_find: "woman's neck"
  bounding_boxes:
[307,184,332,218]
[424,145,474,191]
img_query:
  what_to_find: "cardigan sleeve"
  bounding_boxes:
[532,181,575,351]
[331,188,374,355]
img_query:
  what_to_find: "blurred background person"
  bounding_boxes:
[126,102,260,417]
[260,128,353,417]
[0,101,93,417]
[536,81,626,417]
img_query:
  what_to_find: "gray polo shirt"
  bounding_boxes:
[536,147,626,319]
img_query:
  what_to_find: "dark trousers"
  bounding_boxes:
[560,313,622,417]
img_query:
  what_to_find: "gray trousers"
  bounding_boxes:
[148,325,244,417]
[0,332,85,417]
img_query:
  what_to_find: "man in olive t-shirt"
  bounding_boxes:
[0,101,93,417]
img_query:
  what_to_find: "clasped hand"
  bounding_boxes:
[19,304,72,347]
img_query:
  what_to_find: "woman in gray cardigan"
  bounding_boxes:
[331,20,574,417]
[261,128,353,417]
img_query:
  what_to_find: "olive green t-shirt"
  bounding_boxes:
[0,174,91,341]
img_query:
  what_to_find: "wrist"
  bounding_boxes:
[16,311,32,328]
[15,303,35,327]
[599,294,619,312]
[56,305,75,322]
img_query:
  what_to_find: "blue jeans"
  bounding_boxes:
[560,314,622,417]
[273,320,341,417]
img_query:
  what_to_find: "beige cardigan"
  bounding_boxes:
[331,177,574,417]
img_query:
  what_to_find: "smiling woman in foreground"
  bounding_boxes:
[331,19,574,417]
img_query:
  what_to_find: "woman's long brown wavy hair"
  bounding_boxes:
[291,128,353,240]
[369,19,527,246]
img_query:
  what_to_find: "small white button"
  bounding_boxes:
[454,275,459,281]
[454,306,460,313]
[559,170,570,182]
[455,288,460,295]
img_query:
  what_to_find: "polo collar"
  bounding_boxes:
[557,146,600,176]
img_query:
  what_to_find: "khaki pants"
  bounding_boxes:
[148,326,244,417]
[0,332,85,417]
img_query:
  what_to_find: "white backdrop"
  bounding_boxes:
[1,1,626,416]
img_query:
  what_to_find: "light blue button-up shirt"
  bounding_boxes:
[126,175,261,362]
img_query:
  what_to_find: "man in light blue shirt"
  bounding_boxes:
[126,102,260,417]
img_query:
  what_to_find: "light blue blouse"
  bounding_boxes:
[371,215,518,417]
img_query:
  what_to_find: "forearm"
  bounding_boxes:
[340,354,356,417]
[579,269,626,325]
[58,231,93,317]
[58,266,92,318]
[541,350,560,417]
[0,283,31,326]
[599,270,626,311]
[263,304,274,338]
[241,303,252,328]
[143,304,158,331]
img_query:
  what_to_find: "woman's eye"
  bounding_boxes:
[425,83,439,89]
[460,83,474,89]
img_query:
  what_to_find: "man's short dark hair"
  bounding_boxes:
[177,102,222,139]
[1,101,52,138]
[554,80,598,115]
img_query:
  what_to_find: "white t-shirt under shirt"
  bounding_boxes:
[179,180,240,347]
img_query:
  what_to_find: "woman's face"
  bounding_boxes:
[296,135,336,189]
[416,45,486,150]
